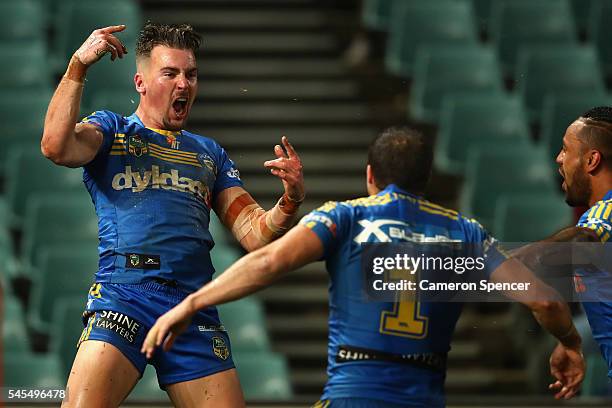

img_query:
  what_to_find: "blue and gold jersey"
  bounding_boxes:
[576,190,612,377]
[300,185,507,407]
[81,110,242,293]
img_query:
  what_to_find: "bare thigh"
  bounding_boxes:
[165,368,245,408]
[61,340,140,408]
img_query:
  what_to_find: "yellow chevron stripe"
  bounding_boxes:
[149,143,197,158]
[149,152,202,167]
[595,203,606,219]
[419,200,458,215]
[602,232,610,243]
[419,206,458,220]
[149,149,201,166]
[587,205,597,218]
[419,203,458,217]
[602,204,612,220]
[110,151,127,156]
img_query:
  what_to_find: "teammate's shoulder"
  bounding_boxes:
[583,197,612,222]
[81,109,121,123]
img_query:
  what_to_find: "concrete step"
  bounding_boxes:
[197,33,338,55]
[190,102,371,125]
[269,314,329,335]
[146,9,329,30]
[197,126,376,149]
[198,79,359,101]
[241,174,364,198]
[231,149,367,174]
[199,58,347,78]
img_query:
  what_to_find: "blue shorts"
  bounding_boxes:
[313,398,410,408]
[78,281,235,387]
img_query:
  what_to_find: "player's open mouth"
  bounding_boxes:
[172,97,188,118]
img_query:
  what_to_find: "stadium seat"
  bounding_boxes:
[460,146,557,230]
[3,293,29,352]
[0,90,54,163]
[3,147,85,225]
[588,0,612,78]
[540,93,611,159]
[27,247,97,334]
[515,45,605,123]
[490,0,577,75]
[21,194,98,272]
[492,193,573,242]
[582,353,612,396]
[4,352,65,388]
[385,0,477,78]
[409,46,503,124]
[362,0,394,31]
[52,0,142,71]
[436,94,531,175]
[471,0,494,33]
[126,365,169,402]
[218,298,271,352]
[0,42,52,90]
[48,297,86,378]
[87,90,139,119]
[0,0,45,42]
[233,352,293,399]
[572,0,594,35]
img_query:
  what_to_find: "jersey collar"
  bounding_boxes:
[127,113,182,137]
[604,190,612,202]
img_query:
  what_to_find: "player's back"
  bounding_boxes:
[301,184,505,407]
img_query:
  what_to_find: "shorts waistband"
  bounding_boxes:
[140,279,188,300]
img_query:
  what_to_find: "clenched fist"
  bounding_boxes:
[74,25,128,66]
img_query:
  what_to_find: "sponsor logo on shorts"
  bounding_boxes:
[95,310,142,344]
[125,253,160,270]
[197,324,226,332]
[212,336,230,360]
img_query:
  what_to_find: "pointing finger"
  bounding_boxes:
[281,136,298,159]
[101,25,127,34]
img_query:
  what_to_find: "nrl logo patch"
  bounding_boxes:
[128,135,148,157]
[212,336,230,360]
[129,254,140,267]
[197,153,216,174]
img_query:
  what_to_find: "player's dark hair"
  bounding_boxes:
[136,22,201,59]
[367,127,433,194]
[579,106,612,169]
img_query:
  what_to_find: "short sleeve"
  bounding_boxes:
[80,110,118,159]
[212,144,243,197]
[299,201,350,259]
[577,201,612,243]
[462,218,509,278]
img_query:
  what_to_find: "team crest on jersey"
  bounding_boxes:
[128,135,148,157]
[129,254,140,267]
[212,336,230,360]
[197,153,217,174]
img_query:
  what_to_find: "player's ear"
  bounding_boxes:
[585,149,603,173]
[134,72,145,94]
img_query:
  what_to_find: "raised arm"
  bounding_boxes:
[214,136,305,252]
[41,25,128,167]
[141,225,323,357]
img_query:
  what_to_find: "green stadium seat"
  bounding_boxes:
[52,1,142,67]
[4,352,65,388]
[209,211,233,246]
[87,90,139,119]
[233,352,292,400]
[3,293,29,352]
[0,0,45,42]
[515,46,605,123]
[493,193,573,242]
[460,146,557,230]
[362,0,394,31]
[490,0,577,75]
[21,194,98,272]
[385,0,477,78]
[126,365,169,402]
[218,298,271,352]
[0,90,54,163]
[211,245,243,276]
[471,0,494,32]
[588,0,612,78]
[48,297,86,378]
[409,46,503,124]
[3,147,85,225]
[0,42,52,90]
[540,93,611,159]
[436,94,531,175]
[582,353,612,396]
[572,0,594,35]
[27,247,96,334]
[82,51,138,113]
